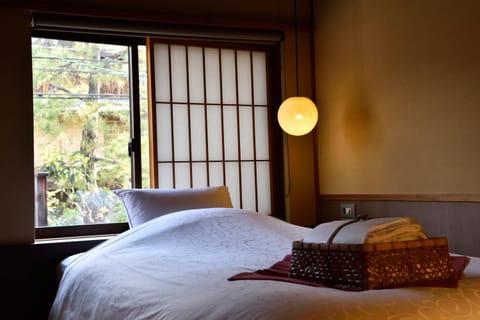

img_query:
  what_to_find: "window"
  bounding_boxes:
[148,39,281,214]
[32,15,285,239]
[32,34,148,238]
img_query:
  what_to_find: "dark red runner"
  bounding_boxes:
[229,255,324,287]
[228,254,469,288]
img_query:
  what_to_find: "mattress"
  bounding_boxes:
[49,208,480,320]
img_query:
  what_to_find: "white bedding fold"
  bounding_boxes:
[303,217,427,244]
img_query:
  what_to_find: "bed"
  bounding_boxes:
[49,187,480,320]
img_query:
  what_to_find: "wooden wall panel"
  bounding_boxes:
[319,199,480,257]
[0,239,104,318]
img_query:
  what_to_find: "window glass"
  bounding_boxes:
[32,37,148,228]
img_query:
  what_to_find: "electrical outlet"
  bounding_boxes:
[340,203,356,219]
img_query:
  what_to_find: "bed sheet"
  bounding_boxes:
[49,208,480,320]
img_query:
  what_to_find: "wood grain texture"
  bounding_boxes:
[320,194,480,202]
[318,199,480,257]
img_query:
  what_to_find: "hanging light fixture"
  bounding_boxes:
[277,0,318,136]
[278,96,318,136]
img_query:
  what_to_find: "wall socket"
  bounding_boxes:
[340,203,356,219]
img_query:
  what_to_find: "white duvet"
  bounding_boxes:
[49,208,480,320]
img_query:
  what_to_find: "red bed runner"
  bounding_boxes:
[228,254,469,288]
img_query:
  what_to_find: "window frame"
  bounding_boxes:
[147,37,285,216]
[32,19,285,240]
[32,31,145,239]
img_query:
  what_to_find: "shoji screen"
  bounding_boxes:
[148,39,275,214]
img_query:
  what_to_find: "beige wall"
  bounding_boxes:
[315,0,480,195]
[0,0,317,244]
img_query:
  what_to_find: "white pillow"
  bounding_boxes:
[114,186,233,227]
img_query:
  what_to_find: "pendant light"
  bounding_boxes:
[277,0,318,136]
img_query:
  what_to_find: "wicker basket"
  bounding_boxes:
[289,223,458,290]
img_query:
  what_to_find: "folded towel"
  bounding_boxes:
[367,217,418,233]
[303,217,428,244]
[365,223,427,243]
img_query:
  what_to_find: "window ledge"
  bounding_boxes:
[34,234,115,245]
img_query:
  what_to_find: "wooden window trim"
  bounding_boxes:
[35,223,129,239]
[319,194,480,202]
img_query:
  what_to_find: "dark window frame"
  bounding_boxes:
[32,17,285,240]
[32,31,144,239]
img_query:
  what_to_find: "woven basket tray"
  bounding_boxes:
[289,229,457,290]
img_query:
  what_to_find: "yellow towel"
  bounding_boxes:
[303,217,428,244]
[365,223,427,243]
[367,217,418,233]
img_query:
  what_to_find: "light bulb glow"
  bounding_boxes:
[277,97,318,136]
